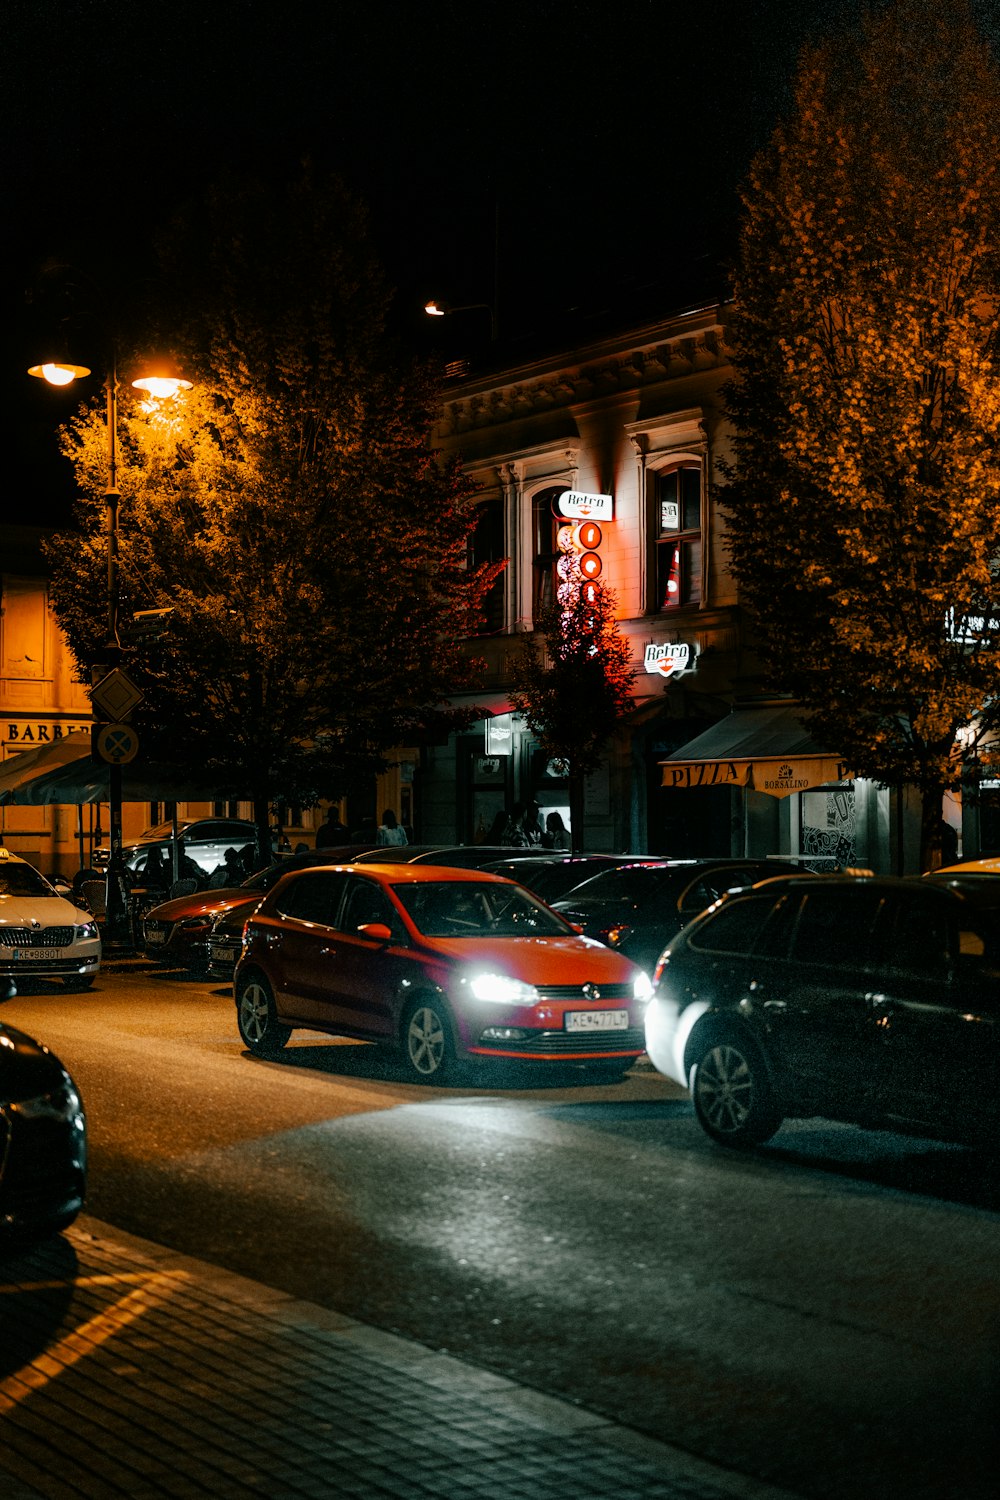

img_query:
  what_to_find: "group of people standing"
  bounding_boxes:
[482,802,569,850]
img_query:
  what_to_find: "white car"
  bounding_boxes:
[0,849,101,993]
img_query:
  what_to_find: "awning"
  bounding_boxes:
[0,737,224,806]
[660,705,853,799]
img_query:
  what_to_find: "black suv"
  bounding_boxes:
[644,875,1000,1149]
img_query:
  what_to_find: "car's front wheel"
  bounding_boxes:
[401,996,456,1082]
[689,1035,782,1147]
[237,973,291,1057]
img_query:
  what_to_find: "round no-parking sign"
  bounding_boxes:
[96,723,139,765]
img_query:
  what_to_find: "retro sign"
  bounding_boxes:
[556,490,614,521]
[643,642,697,679]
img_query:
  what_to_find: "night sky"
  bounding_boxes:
[5,0,990,520]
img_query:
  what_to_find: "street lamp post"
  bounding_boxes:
[424,299,497,341]
[28,352,191,950]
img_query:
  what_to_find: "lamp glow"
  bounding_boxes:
[131,374,193,398]
[27,361,91,386]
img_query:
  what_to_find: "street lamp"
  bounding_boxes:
[424,298,497,340]
[27,352,192,949]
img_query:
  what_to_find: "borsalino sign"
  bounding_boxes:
[662,757,853,798]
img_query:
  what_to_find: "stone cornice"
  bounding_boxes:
[435,307,731,441]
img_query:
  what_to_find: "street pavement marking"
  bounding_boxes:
[0,1269,189,1414]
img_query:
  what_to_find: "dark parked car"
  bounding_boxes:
[552,858,805,975]
[480,854,649,905]
[644,874,1000,1149]
[144,846,380,970]
[0,1024,87,1246]
[234,863,652,1081]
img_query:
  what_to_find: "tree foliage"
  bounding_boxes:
[44,168,500,848]
[510,585,635,850]
[723,0,1000,866]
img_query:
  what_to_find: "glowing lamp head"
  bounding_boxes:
[131,373,193,399]
[27,361,91,387]
[424,299,447,317]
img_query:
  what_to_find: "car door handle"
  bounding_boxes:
[762,999,787,1012]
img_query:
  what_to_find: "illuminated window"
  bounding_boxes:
[654,465,701,610]
[532,487,563,617]
[468,497,505,634]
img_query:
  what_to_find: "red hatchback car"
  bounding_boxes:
[234,863,653,1081]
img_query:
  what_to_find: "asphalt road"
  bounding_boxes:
[3,966,998,1500]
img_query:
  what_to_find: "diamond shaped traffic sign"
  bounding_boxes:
[91,668,144,722]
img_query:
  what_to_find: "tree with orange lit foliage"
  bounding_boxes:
[510,586,635,853]
[44,168,501,862]
[724,0,1000,870]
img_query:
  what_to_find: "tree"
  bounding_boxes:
[510,586,635,852]
[44,169,500,860]
[723,0,1000,870]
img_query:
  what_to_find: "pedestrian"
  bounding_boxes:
[501,803,530,847]
[482,810,508,844]
[523,802,544,847]
[208,847,244,888]
[376,809,408,847]
[543,811,570,850]
[315,808,350,847]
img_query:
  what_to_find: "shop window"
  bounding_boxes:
[468,497,505,634]
[532,487,564,618]
[653,465,702,610]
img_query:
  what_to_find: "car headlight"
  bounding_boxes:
[633,972,653,1004]
[75,921,99,941]
[180,917,210,931]
[13,1076,83,1123]
[466,972,540,1005]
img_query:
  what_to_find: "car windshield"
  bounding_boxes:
[392,880,572,938]
[0,864,56,899]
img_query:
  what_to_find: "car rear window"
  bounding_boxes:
[788,887,886,968]
[566,865,673,902]
[273,871,350,925]
[687,895,782,955]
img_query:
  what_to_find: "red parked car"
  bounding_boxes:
[142,846,379,970]
[234,862,653,1081]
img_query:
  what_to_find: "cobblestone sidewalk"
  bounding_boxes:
[0,1216,802,1500]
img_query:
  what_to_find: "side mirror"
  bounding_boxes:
[358,922,393,944]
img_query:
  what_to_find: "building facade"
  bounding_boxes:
[417,305,943,871]
[0,527,319,876]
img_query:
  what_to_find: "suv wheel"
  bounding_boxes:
[237,974,291,1057]
[690,1036,782,1147]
